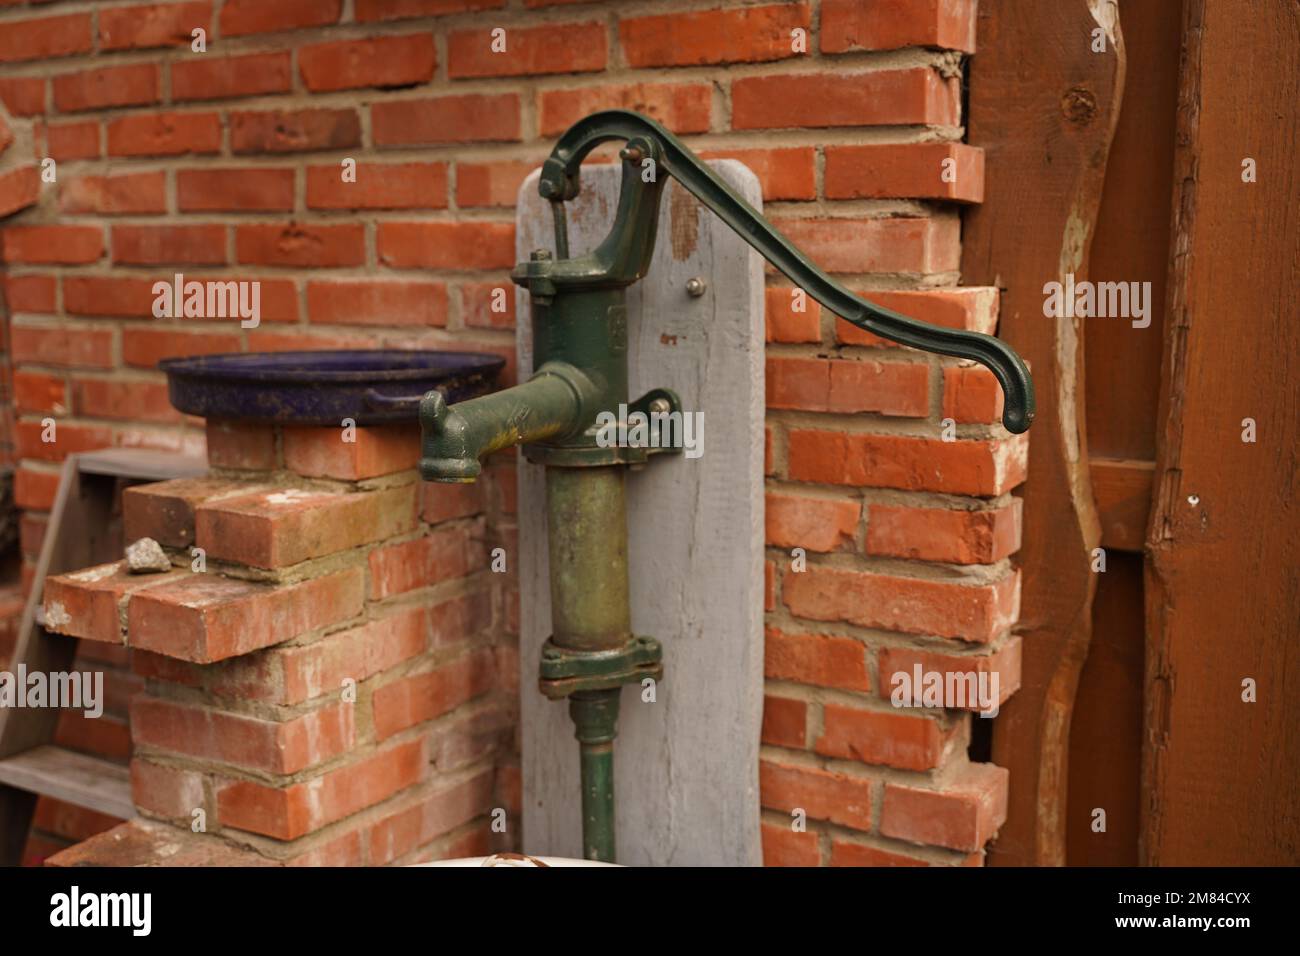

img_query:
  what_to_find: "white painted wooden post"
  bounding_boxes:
[515,162,764,866]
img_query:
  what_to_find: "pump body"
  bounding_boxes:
[420,110,1034,862]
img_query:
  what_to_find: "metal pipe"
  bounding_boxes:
[420,361,599,482]
[546,467,629,860]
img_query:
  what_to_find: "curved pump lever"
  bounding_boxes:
[536,110,1034,434]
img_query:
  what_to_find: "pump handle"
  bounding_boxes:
[537,110,1034,435]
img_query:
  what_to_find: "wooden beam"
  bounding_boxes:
[1090,457,1154,552]
[0,746,135,821]
[962,1,1125,866]
[1142,0,1300,865]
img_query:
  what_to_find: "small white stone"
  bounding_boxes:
[125,537,171,574]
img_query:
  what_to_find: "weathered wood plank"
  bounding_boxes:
[0,746,134,821]
[516,162,764,865]
[961,1,1124,866]
[1142,0,1300,865]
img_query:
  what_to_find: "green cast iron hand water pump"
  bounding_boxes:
[419,110,1035,862]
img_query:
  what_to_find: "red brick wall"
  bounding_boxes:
[0,0,1025,866]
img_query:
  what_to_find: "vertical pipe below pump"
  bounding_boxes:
[545,466,632,861]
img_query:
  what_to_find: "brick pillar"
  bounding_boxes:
[42,420,519,866]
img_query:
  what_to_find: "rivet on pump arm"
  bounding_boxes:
[419,110,1035,863]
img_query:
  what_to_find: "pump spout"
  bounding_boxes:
[419,361,600,482]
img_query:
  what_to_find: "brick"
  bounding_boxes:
[879,762,1008,851]
[761,695,807,748]
[231,109,361,154]
[766,355,930,416]
[217,737,423,840]
[762,820,820,866]
[460,282,515,330]
[765,491,859,551]
[55,711,131,760]
[372,648,494,740]
[357,0,505,20]
[128,567,365,663]
[106,111,220,157]
[765,626,870,692]
[61,171,167,215]
[760,759,874,831]
[125,476,266,547]
[765,286,821,343]
[10,326,114,370]
[787,430,1028,496]
[825,143,984,202]
[367,769,495,865]
[836,287,998,346]
[821,0,976,54]
[67,273,157,321]
[32,797,123,844]
[421,480,484,524]
[372,94,520,146]
[283,423,421,479]
[131,649,201,686]
[177,168,295,212]
[732,69,960,129]
[122,328,241,368]
[306,162,448,210]
[0,165,40,218]
[195,484,417,569]
[14,466,61,510]
[112,224,226,266]
[700,147,816,202]
[866,500,1022,565]
[829,839,929,867]
[769,216,959,274]
[943,364,1004,424]
[44,561,183,644]
[539,83,710,136]
[131,759,206,820]
[236,222,365,268]
[15,419,114,461]
[0,13,93,64]
[448,22,605,78]
[783,565,1020,644]
[299,33,436,92]
[13,371,67,414]
[99,2,213,51]
[46,121,100,161]
[53,63,158,112]
[620,4,809,67]
[456,160,536,208]
[305,279,447,328]
[221,0,342,37]
[71,378,177,423]
[0,77,46,116]
[4,275,57,314]
[200,420,276,472]
[815,704,949,770]
[171,52,292,101]
[131,696,354,774]
[46,819,272,867]
[2,225,103,265]
[368,522,485,600]
[219,605,428,705]
[377,222,514,270]
[877,637,1023,712]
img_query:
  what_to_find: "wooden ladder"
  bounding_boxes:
[0,448,205,865]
